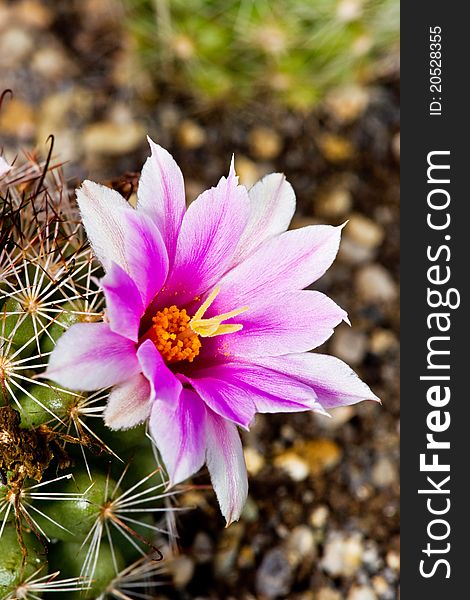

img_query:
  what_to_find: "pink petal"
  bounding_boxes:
[159,161,250,307]
[255,353,380,409]
[77,180,169,306]
[191,362,323,415]
[212,224,343,311]
[150,388,206,486]
[45,323,139,391]
[216,291,348,357]
[137,138,186,263]
[205,408,248,525]
[101,262,144,342]
[0,156,11,177]
[122,209,169,307]
[104,374,151,430]
[231,173,295,266]
[137,340,182,403]
[187,372,256,430]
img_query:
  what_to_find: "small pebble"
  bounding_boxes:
[317,588,342,600]
[362,540,382,571]
[285,525,316,566]
[315,406,354,431]
[31,46,71,80]
[274,451,309,482]
[321,532,364,577]
[346,213,384,250]
[0,98,35,139]
[192,531,213,564]
[83,120,145,156]
[314,185,352,219]
[255,547,293,599]
[244,447,265,476]
[372,575,390,596]
[169,555,195,588]
[318,133,354,162]
[369,329,397,355]
[12,0,53,29]
[331,327,368,366]
[238,545,256,569]
[236,156,262,187]
[325,85,369,124]
[310,505,330,529]
[0,27,33,66]
[296,439,343,476]
[248,126,282,160]
[355,264,398,303]
[338,237,375,265]
[177,119,206,149]
[372,456,397,489]
[386,550,400,572]
[347,585,377,600]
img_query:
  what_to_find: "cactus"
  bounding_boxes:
[0,157,175,598]
[123,0,399,109]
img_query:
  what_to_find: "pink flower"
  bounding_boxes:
[45,138,378,524]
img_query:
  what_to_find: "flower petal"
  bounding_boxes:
[213,224,343,310]
[191,362,323,415]
[0,156,11,177]
[216,291,348,357]
[231,173,295,266]
[255,353,380,409]
[137,339,182,403]
[101,262,144,342]
[159,161,250,307]
[205,408,248,525]
[104,373,151,430]
[137,138,186,263]
[45,322,139,391]
[187,372,256,429]
[76,181,131,266]
[150,388,206,486]
[77,180,169,306]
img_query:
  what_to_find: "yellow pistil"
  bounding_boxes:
[144,287,248,365]
[189,287,248,337]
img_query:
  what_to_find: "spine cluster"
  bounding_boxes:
[0,157,176,599]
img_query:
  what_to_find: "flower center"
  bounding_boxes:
[144,287,248,365]
[146,305,202,364]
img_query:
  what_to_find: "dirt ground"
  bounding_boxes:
[0,1,399,598]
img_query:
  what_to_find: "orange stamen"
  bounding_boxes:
[142,288,248,365]
[145,306,201,364]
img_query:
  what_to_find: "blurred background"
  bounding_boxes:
[0,0,399,598]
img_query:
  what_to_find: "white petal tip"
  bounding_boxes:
[224,517,239,528]
[147,135,159,152]
[313,403,331,417]
[229,154,237,179]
